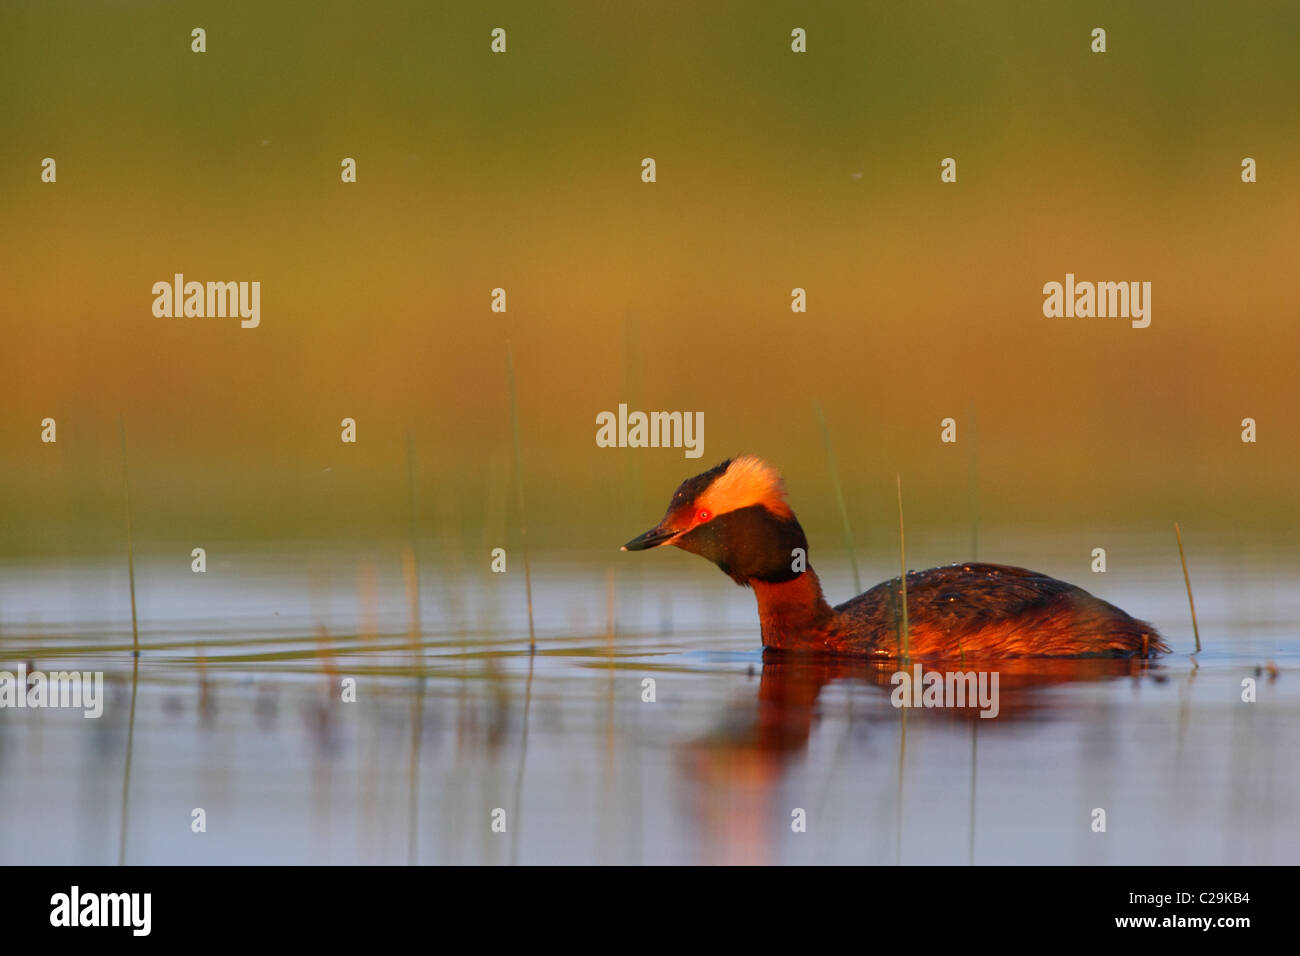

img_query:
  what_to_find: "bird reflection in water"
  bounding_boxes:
[680,651,1166,864]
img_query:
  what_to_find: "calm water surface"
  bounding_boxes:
[1,539,1297,865]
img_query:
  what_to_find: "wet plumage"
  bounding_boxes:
[625,456,1168,660]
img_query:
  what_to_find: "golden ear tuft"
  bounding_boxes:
[698,455,793,519]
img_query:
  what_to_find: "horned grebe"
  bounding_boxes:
[623,456,1167,659]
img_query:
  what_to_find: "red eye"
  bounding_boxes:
[696,509,711,523]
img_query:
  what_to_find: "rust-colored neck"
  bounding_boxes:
[751,567,836,651]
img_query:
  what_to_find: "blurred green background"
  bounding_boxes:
[1,1,1297,564]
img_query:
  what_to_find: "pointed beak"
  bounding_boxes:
[621,523,681,552]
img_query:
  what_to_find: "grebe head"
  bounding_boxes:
[622,456,808,584]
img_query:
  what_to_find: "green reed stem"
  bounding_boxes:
[1174,521,1201,653]
[119,418,139,657]
[897,474,909,661]
[506,343,536,650]
[815,402,860,594]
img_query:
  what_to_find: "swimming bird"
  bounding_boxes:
[622,456,1167,659]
